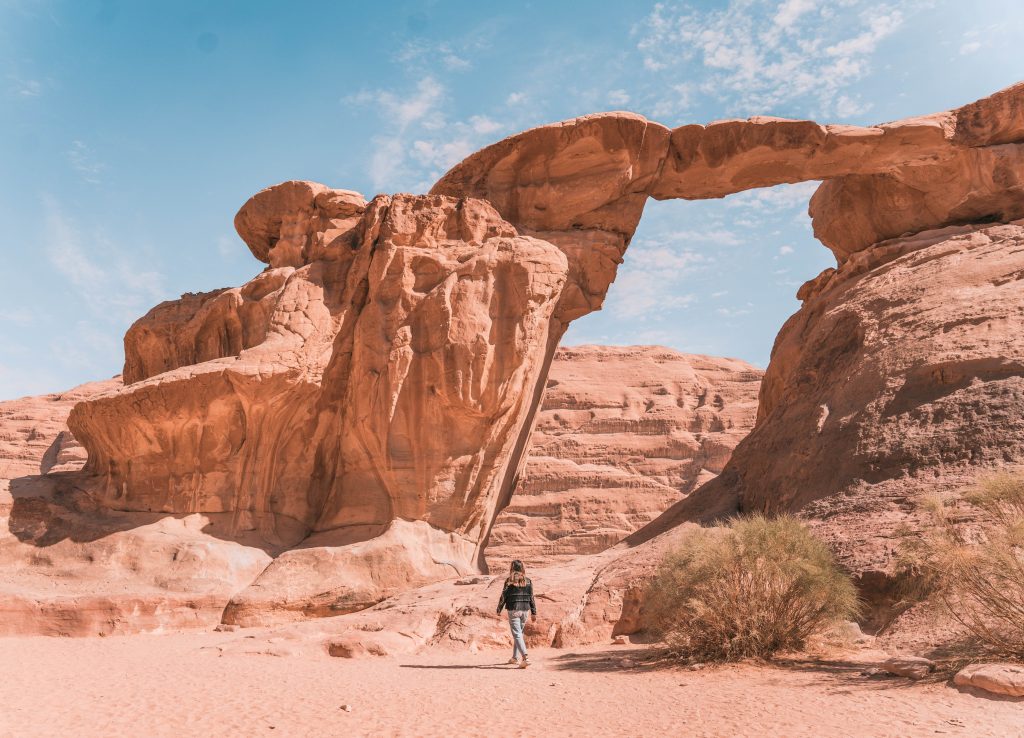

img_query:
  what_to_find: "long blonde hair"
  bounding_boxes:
[505,559,528,587]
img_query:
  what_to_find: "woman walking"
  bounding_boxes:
[496,559,537,668]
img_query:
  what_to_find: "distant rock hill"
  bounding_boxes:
[486,345,760,569]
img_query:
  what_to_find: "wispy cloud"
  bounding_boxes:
[396,40,473,71]
[716,305,753,318]
[345,77,513,193]
[0,307,35,326]
[607,89,631,106]
[9,75,42,97]
[67,140,105,183]
[636,0,915,118]
[44,198,164,324]
[725,181,820,212]
[603,239,706,319]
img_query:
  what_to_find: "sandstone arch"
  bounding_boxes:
[65,82,1024,624]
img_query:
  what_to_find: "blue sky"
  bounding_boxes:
[2,0,1022,399]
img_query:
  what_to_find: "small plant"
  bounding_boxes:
[645,515,860,662]
[906,474,1024,658]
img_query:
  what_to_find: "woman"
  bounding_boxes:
[496,559,537,668]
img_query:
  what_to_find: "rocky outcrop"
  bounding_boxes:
[486,346,760,569]
[5,80,1019,634]
[0,379,273,636]
[640,221,1024,616]
[68,194,572,620]
[0,354,715,638]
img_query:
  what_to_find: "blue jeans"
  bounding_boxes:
[508,610,530,659]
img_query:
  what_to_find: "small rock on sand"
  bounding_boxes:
[881,656,935,680]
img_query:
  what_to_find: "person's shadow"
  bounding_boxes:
[399,663,514,670]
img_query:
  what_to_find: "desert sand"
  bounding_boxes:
[2,633,1020,738]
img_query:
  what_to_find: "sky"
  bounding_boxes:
[1,0,1022,400]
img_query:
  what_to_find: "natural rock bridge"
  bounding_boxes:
[63,82,1024,624]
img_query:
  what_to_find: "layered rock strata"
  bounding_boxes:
[486,345,760,569]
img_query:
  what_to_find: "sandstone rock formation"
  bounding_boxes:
[0,380,273,636]
[486,345,760,569]
[643,220,1024,618]
[0,352,715,637]
[4,81,1023,636]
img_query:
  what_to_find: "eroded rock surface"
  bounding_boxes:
[486,345,760,569]
[641,221,1024,618]
[68,194,571,618]
[0,380,273,635]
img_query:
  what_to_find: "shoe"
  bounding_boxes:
[507,657,519,665]
[518,657,530,669]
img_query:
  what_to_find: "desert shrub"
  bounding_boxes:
[645,515,860,662]
[905,474,1024,658]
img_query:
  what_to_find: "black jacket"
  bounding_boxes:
[497,578,537,616]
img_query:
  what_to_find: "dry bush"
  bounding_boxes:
[905,474,1024,658]
[645,515,860,662]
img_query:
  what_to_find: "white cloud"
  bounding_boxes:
[217,234,243,260]
[716,305,752,318]
[395,41,473,72]
[779,244,795,255]
[43,198,164,324]
[611,268,698,319]
[604,240,706,320]
[607,89,631,106]
[67,140,105,183]
[506,92,527,105]
[0,307,34,326]
[469,115,503,135]
[346,76,445,131]
[774,0,818,30]
[346,78,512,192]
[959,40,982,55]
[637,0,912,117]
[726,181,819,211]
[650,82,694,120]
[9,75,42,97]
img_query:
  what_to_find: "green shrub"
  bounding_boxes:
[907,474,1024,658]
[645,515,860,662]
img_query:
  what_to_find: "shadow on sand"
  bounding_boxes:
[399,663,516,670]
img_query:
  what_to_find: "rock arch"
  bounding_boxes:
[66,82,1024,623]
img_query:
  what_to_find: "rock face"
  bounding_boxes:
[486,346,761,569]
[69,193,573,620]
[4,80,1021,634]
[640,220,1024,619]
[0,380,273,636]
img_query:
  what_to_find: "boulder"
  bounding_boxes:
[954,663,1024,697]
[882,656,935,680]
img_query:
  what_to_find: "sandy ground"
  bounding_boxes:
[1,632,1021,738]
